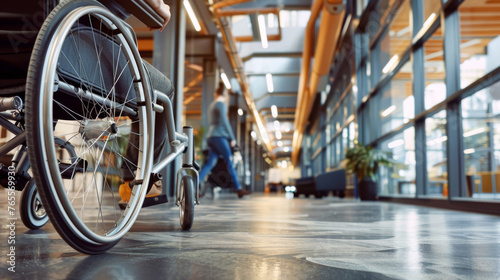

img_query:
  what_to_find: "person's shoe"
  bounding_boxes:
[119,179,163,203]
[237,189,251,198]
[119,181,132,203]
[146,179,162,198]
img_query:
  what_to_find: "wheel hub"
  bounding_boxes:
[80,119,118,140]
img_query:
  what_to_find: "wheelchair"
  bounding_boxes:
[0,0,199,254]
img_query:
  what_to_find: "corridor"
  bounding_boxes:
[3,194,500,279]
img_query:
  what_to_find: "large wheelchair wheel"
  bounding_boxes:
[25,0,154,254]
[179,176,195,231]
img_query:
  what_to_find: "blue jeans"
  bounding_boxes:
[199,137,241,190]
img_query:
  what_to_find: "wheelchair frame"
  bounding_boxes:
[0,0,199,254]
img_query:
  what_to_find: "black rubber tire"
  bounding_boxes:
[179,176,195,231]
[20,179,49,230]
[25,0,152,254]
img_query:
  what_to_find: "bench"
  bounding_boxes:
[294,169,346,198]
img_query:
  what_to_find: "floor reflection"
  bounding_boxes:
[1,193,500,279]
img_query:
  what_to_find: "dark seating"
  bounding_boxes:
[294,176,316,197]
[294,169,346,198]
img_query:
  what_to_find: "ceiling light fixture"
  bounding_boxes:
[388,139,405,149]
[266,73,274,93]
[424,13,436,29]
[271,105,278,118]
[258,15,268,49]
[220,72,231,89]
[276,131,282,140]
[382,54,399,74]
[464,148,475,154]
[183,0,201,32]
[274,120,280,130]
[464,127,489,137]
[238,108,244,116]
[381,105,396,117]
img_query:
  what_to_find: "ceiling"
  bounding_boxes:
[129,0,315,163]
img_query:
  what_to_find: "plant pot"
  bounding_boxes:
[358,179,377,201]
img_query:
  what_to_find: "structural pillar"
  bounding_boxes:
[201,59,217,138]
[153,0,186,197]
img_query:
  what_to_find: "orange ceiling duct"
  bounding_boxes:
[292,0,346,166]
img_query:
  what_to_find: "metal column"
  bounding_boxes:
[153,0,186,197]
[442,9,466,198]
[412,0,427,197]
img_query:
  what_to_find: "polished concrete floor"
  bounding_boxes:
[1,192,500,279]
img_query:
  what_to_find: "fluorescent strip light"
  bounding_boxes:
[266,73,274,93]
[415,13,437,40]
[274,120,280,130]
[383,54,399,74]
[183,0,201,32]
[271,105,278,118]
[381,105,396,117]
[426,136,447,146]
[388,139,404,149]
[255,111,270,143]
[396,26,411,37]
[220,73,231,89]
[464,148,475,154]
[464,127,489,137]
[276,131,282,140]
[424,13,436,29]
[238,108,244,116]
[258,15,268,49]
[268,13,275,28]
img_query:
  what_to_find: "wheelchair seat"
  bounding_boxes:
[0,2,48,91]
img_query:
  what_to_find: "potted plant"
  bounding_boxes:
[345,143,393,200]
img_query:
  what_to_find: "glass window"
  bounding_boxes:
[368,92,382,142]
[361,108,371,144]
[462,83,500,199]
[375,0,412,79]
[424,27,446,110]
[335,136,342,166]
[349,122,356,149]
[342,127,348,161]
[330,141,335,168]
[459,0,500,89]
[379,127,416,196]
[368,0,399,42]
[426,110,447,197]
[380,59,414,135]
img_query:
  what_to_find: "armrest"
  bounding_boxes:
[113,0,164,28]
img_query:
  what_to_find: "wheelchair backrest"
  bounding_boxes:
[0,1,56,89]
